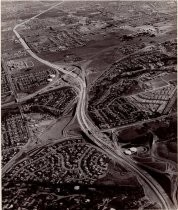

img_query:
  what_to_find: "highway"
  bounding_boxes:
[76,80,174,210]
[12,2,175,209]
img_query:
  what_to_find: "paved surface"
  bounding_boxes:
[10,2,175,209]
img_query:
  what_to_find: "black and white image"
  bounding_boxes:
[1,0,177,209]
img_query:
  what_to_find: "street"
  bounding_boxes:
[11,2,175,209]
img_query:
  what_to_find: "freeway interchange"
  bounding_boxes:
[11,2,175,210]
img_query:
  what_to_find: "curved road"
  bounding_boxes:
[12,2,175,209]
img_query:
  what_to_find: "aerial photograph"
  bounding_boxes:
[1,0,177,209]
